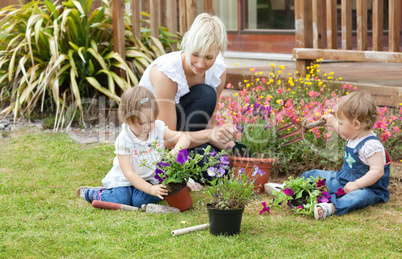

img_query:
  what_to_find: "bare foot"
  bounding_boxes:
[187,181,203,191]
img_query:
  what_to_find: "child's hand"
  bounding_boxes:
[344,181,359,194]
[322,114,337,129]
[169,148,179,157]
[150,184,168,199]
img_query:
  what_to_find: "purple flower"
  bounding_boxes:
[263,122,272,131]
[282,187,294,196]
[220,156,229,167]
[252,165,265,176]
[238,168,244,175]
[207,167,217,177]
[317,179,327,189]
[259,201,270,214]
[217,168,226,177]
[335,188,346,198]
[287,200,295,209]
[317,191,330,203]
[176,149,189,165]
[154,168,168,183]
[156,161,169,168]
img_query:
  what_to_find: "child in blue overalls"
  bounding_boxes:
[301,90,391,220]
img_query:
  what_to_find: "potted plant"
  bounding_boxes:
[204,167,262,236]
[259,176,345,217]
[221,102,277,193]
[141,145,223,212]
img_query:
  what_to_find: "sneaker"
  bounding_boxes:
[76,186,93,198]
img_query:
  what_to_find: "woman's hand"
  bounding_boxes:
[210,125,238,146]
[150,184,168,199]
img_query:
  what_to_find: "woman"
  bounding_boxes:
[139,13,234,189]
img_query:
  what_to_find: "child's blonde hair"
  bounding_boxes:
[335,90,378,130]
[118,86,159,124]
[181,13,227,62]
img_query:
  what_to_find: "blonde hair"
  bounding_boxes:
[181,13,227,62]
[335,90,378,130]
[118,86,159,124]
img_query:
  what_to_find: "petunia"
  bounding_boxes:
[259,201,270,214]
[316,179,326,189]
[335,188,346,198]
[154,168,168,183]
[176,149,189,164]
[282,187,294,196]
[238,168,244,175]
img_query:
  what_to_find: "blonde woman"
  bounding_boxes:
[139,13,232,189]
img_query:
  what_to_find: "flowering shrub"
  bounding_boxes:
[218,61,402,174]
[260,176,338,217]
[205,166,265,210]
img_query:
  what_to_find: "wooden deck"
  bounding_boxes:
[225,60,402,108]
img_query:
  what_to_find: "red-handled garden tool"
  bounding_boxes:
[276,118,327,147]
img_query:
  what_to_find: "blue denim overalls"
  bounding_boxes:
[301,136,391,215]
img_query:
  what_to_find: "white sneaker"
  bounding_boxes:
[264,183,284,196]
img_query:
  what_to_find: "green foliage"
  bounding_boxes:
[269,176,329,217]
[205,171,257,210]
[0,0,179,128]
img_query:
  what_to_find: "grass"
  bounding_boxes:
[1,130,401,258]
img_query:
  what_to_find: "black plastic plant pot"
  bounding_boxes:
[207,206,244,236]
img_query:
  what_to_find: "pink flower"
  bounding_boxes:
[259,201,270,214]
[283,187,294,196]
[335,188,345,198]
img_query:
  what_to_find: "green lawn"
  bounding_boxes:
[1,130,401,258]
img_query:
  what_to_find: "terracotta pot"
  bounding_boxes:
[230,156,275,194]
[164,184,193,212]
[207,205,244,236]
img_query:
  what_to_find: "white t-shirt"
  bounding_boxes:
[101,120,166,188]
[346,132,386,165]
[138,51,226,104]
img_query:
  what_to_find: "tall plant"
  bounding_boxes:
[0,0,178,128]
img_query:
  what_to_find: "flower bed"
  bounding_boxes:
[217,61,402,175]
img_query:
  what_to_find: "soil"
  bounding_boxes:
[166,181,187,196]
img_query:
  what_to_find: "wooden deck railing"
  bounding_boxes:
[294,0,402,73]
[112,0,214,63]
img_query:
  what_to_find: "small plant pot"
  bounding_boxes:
[230,156,275,194]
[207,205,244,236]
[164,183,193,212]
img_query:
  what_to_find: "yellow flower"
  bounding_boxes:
[278,71,282,74]
[270,63,276,68]
[278,80,282,84]
[234,93,238,96]
[270,73,274,76]
[279,65,285,70]
[399,103,402,106]
[244,80,248,83]
[292,91,296,94]
[255,72,258,75]
[296,71,299,74]
[256,78,260,82]
[318,81,323,86]
[235,63,238,66]
[259,71,263,75]
[339,77,342,80]
[346,92,349,95]
[246,83,250,87]
[328,76,333,80]
[329,72,334,75]
[260,96,264,99]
